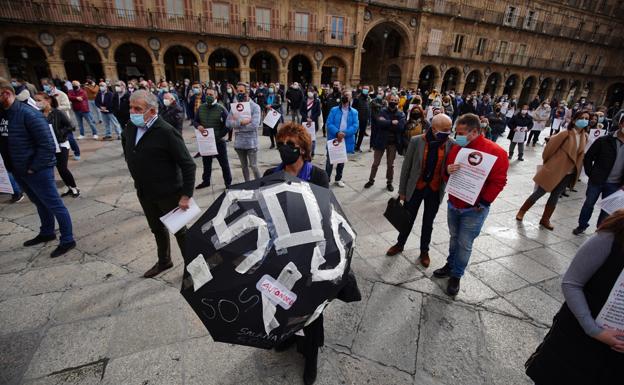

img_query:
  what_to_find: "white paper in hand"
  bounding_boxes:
[585,128,605,152]
[304,121,316,140]
[600,189,624,215]
[263,110,281,128]
[446,148,497,205]
[327,139,347,164]
[159,198,202,234]
[595,267,624,332]
[0,156,13,194]
[512,127,526,143]
[49,124,60,153]
[230,102,251,121]
[195,129,218,156]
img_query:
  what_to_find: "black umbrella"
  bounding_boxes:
[181,171,357,349]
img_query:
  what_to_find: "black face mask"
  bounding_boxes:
[237,93,245,102]
[278,143,301,165]
[388,102,398,110]
[333,87,340,93]
[341,96,349,104]
[72,86,79,91]
[495,108,501,113]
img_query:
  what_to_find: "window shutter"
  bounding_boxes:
[428,29,442,55]
[155,0,164,14]
[135,0,143,12]
[345,16,350,39]
[248,5,255,25]
[289,10,295,39]
[185,0,191,15]
[326,15,332,39]
[231,3,239,23]
[310,13,317,32]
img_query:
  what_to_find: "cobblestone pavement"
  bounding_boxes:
[0,122,596,385]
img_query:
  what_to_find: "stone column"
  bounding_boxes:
[278,66,288,85]
[312,69,321,88]
[0,57,9,79]
[456,76,466,95]
[239,66,250,83]
[103,61,118,81]
[544,82,557,101]
[198,64,210,83]
[494,80,505,97]
[153,62,166,81]
[350,3,366,86]
[433,75,443,92]
[47,59,67,80]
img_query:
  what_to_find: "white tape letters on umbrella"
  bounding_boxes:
[310,205,356,282]
[260,262,302,335]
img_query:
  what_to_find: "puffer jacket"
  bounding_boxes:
[4,101,56,175]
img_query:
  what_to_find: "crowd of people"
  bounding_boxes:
[2,73,624,385]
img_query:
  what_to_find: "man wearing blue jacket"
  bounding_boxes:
[325,90,358,187]
[0,78,75,258]
[95,81,120,140]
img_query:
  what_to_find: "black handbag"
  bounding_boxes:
[383,197,413,233]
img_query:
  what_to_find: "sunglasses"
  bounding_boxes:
[276,140,299,149]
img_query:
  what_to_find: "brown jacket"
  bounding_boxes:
[533,129,587,192]
[84,84,99,100]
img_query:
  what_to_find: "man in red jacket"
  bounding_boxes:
[67,80,99,139]
[433,113,509,296]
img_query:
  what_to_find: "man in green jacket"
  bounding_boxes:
[194,88,232,189]
[121,90,196,278]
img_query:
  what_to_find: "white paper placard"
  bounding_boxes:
[600,189,624,215]
[532,121,545,131]
[327,139,347,164]
[446,148,498,206]
[195,128,218,156]
[0,155,13,194]
[49,124,60,153]
[159,198,202,234]
[585,128,606,152]
[552,118,563,131]
[230,102,251,121]
[262,109,281,128]
[595,267,624,333]
[304,121,316,140]
[512,127,527,143]
[186,254,213,292]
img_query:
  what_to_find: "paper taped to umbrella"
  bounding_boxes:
[181,171,359,349]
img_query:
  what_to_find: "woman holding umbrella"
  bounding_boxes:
[264,122,360,385]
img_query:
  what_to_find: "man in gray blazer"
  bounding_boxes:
[386,114,454,267]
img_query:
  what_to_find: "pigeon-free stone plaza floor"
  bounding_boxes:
[0,122,597,385]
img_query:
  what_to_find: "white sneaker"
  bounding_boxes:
[92,135,99,140]
[335,180,345,188]
[77,135,85,140]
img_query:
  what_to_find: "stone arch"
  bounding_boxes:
[61,40,104,81]
[321,56,348,85]
[3,36,50,85]
[503,74,520,98]
[605,82,624,107]
[484,72,502,96]
[537,78,552,100]
[417,65,439,93]
[164,45,200,82]
[360,19,413,53]
[519,75,537,105]
[288,54,313,85]
[208,48,240,84]
[114,43,154,82]
[568,79,582,102]
[360,20,412,87]
[160,41,200,63]
[441,67,460,93]
[463,70,482,94]
[552,78,568,101]
[249,50,279,84]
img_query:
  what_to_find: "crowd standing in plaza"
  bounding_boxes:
[2,70,624,385]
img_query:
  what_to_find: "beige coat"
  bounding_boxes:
[533,129,587,192]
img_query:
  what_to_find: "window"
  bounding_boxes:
[566,52,574,67]
[576,21,585,36]
[427,29,442,55]
[295,12,309,38]
[453,34,464,53]
[256,7,270,32]
[476,37,487,55]
[593,55,603,71]
[580,54,588,68]
[115,0,134,17]
[166,0,184,17]
[212,3,229,24]
[590,24,599,40]
[503,6,519,27]
[331,16,344,40]
[69,0,81,11]
[524,9,537,30]
[495,40,508,61]
[515,44,527,65]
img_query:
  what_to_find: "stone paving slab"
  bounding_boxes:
[0,121,587,384]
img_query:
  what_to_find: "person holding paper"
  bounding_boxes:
[34,93,80,198]
[573,115,624,234]
[325,90,358,187]
[527,101,550,146]
[121,90,196,278]
[506,105,533,161]
[193,88,232,189]
[0,78,76,258]
[264,83,284,149]
[516,110,589,230]
[364,94,406,191]
[226,82,261,182]
[435,113,508,296]
[300,86,320,156]
[525,210,624,385]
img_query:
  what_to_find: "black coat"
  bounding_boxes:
[584,135,624,185]
[286,87,304,109]
[112,92,130,130]
[159,103,184,133]
[46,108,75,143]
[121,116,196,199]
[487,112,506,136]
[351,95,371,124]
[507,113,534,140]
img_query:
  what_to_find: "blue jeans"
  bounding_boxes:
[67,132,80,156]
[14,167,74,244]
[8,172,21,196]
[202,140,232,186]
[447,201,489,278]
[74,110,98,136]
[101,112,121,136]
[325,155,345,182]
[88,100,101,122]
[577,182,620,229]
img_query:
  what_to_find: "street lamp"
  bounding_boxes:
[178,54,184,65]
[383,29,389,39]
[20,48,28,59]
[77,50,85,62]
[261,58,267,70]
[297,61,303,72]
[221,57,227,67]
[130,52,137,63]
[424,72,430,80]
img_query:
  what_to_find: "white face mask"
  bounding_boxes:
[163,99,172,107]
[114,86,122,93]
[99,86,107,92]
[307,92,314,98]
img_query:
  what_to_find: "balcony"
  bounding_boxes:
[0,0,356,48]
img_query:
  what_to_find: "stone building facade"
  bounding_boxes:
[1,0,623,105]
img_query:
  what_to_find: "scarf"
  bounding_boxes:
[276,161,313,181]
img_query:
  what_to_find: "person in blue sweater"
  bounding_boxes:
[0,78,75,258]
[325,90,358,187]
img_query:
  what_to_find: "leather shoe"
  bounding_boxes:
[364,180,374,189]
[387,184,394,192]
[447,277,461,296]
[386,244,403,256]
[572,226,587,235]
[50,241,76,258]
[419,251,430,268]
[433,263,451,278]
[143,261,173,278]
[196,182,211,189]
[24,234,56,247]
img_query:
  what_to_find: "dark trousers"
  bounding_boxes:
[527,174,575,207]
[201,140,232,186]
[397,187,441,251]
[137,192,186,265]
[355,119,367,150]
[577,182,620,229]
[325,156,344,182]
[527,130,541,144]
[15,167,74,244]
[55,148,77,188]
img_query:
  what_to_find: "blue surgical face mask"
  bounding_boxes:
[362,89,369,95]
[454,135,468,147]
[575,119,589,129]
[598,116,605,123]
[130,112,145,127]
[43,84,52,93]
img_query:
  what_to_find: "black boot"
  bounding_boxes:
[303,346,318,385]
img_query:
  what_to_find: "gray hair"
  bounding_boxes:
[129,89,159,112]
[236,81,249,91]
